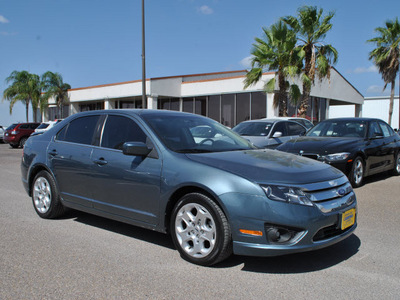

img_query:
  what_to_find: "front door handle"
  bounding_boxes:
[93,158,108,166]
[48,149,58,156]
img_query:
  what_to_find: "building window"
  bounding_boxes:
[183,98,194,113]
[158,98,180,111]
[80,102,104,112]
[221,94,235,128]
[195,96,207,116]
[208,95,220,122]
[251,92,266,120]
[236,93,250,124]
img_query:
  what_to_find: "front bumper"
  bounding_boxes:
[219,187,357,257]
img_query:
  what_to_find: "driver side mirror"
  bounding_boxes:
[122,142,152,156]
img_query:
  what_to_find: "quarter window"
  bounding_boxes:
[101,115,147,150]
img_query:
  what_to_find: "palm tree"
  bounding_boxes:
[3,70,41,122]
[244,21,301,117]
[368,17,400,127]
[282,6,338,118]
[41,71,71,119]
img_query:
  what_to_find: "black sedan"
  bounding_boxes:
[277,118,400,187]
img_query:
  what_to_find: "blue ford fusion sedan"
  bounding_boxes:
[21,110,357,266]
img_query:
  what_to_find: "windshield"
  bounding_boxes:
[142,113,255,153]
[6,124,18,130]
[232,122,273,136]
[307,120,367,138]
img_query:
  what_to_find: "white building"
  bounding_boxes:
[45,68,364,128]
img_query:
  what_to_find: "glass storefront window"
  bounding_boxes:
[221,94,235,128]
[183,98,194,113]
[195,97,207,116]
[251,92,266,120]
[236,93,250,124]
[208,95,220,122]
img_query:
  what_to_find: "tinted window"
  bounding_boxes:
[20,124,29,129]
[368,121,382,138]
[6,124,18,130]
[272,122,287,136]
[287,122,306,135]
[101,115,147,150]
[56,115,100,145]
[308,120,368,137]
[233,122,273,136]
[378,121,393,137]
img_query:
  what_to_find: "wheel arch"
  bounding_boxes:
[163,185,228,234]
[27,164,54,196]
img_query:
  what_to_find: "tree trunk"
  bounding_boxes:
[388,79,395,127]
[278,72,288,116]
[25,101,29,122]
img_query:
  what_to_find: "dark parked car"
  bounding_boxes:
[4,122,40,148]
[277,118,400,187]
[22,110,357,266]
[232,119,307,148]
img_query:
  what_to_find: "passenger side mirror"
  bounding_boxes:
[122,142,152,156]
[371,132,384,139]
[272,131,282,138]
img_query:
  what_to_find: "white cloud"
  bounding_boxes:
[366,85,390,95]
[240,56,253,69]
[0,15,9,23]
[353,65,378,74]
[197,5,214,15]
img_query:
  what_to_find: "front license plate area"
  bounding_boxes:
[341,208,356,230]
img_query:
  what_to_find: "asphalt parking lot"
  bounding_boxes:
[1,143,399,299]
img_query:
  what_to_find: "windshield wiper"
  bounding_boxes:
[175,149,214,153]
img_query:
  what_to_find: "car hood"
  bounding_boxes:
[277,136,363,154]
[186,149,343,185]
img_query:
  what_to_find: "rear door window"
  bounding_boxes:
[56,115,100,145]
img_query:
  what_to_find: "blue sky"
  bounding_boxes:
[1,0,399,125]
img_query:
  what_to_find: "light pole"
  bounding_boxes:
[141,0,146,109]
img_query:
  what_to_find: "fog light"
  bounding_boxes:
[265,224,304,244]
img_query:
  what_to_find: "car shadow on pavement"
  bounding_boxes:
[217,234,361,273]
[67,210,175,250]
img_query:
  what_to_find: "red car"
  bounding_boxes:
[4,123,40,148]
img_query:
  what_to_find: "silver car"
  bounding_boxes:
[232,119,307,148]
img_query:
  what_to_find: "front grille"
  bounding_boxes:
[300,176,356,213]
[313,224,353,242]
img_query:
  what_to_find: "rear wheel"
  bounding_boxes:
[391,152,400,176]
[349,156,364,188]
[32,170,65,219]
[170,193,232,266]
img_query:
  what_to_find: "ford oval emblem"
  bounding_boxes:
[337,189,346,197]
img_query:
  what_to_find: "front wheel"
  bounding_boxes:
[170,193,232,266]
[349,156,364,188]
[391,152,400,176]
[32,170,65,219]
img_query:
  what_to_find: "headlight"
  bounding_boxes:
[320,152,350,162]
[11,130,18,135]
[261,185,314,206]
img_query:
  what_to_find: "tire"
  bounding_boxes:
[32,170,65,219]
[10,144,19,149]
[391,152,400,176]
[349,156,364,188]
[170,193,232,266]
[19,137,28,148]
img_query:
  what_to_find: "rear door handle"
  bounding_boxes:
[93,158,108,166]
